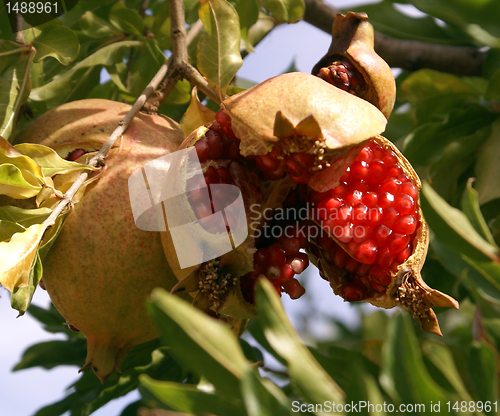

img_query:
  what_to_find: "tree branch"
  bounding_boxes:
[142,19,214,113]
[303,0,486,76]
[13,13,25,44]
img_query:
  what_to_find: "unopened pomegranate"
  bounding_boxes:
[15,99,186,382]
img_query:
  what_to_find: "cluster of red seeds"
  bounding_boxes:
[317,61,365,93]
[308,140,419,300]
[190,111,309,300]
[241,225,309,302]
[193,111,241,163]
[255,149,317,184]
[186,165,240,234]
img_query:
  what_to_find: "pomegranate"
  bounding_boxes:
[312,12,396,119]
[14,99,187,382]
[160,71,388,318]
[161,64,456,334]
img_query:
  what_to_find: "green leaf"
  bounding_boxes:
[14,143,98,177]
[180,86,216,136]
[421,182,500,262]
[0,224,46,293]
[402,104,495,168]
[30,40,142,101]
[353,1,469,45]
[463,256,500,295]
[238,338,264,364]
[474,118,500,205]
[80,11,122,39]
[255,279,344,405]
[380,313,449,404]
[400,69,485,124]
[468,341,498,407]
[461,179,498,247]
[87,345,181,415]
[13,339,87,370]
[148,288,249,397]
[0,42,32,140]
[432,237,500,304]
[26,303,66,329]
[246,13,276,48]
[246,319,286,366]
[468,284,500,353]
[0,164,41,198]
[109,7,145,36]
[241,369,292,416]
[152,2,172,51]
[198,0,243,102]
[139,375,247,416]
[32,25,80,65]
[0,206,52,228]
[0,136,44,183]
[408,0,500,46]
[423,341,481,413]
[230,0,259,51]
[260,0,305,23]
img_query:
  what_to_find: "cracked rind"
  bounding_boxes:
[311,12,396,119]
[311,135,458,336]
[221,72,387,157]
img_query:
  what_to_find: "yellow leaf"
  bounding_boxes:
[0,137,44,187]
[0,223,46,291]
[180,87,216,136]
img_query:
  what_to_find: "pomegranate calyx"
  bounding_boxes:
[312,12,396,119]
[394,268,459,336]
[273,111,323,140]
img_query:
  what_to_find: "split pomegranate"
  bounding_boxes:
[162,68,457,335]
[161,72,388,318]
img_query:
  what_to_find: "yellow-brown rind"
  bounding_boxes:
[312,12,396,119]
[222,72,387,157]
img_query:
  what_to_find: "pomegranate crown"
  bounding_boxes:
[312,12,396,119]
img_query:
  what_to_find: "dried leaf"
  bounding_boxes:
[180,87,216,136]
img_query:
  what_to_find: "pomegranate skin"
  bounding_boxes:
[15,99,185,382]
